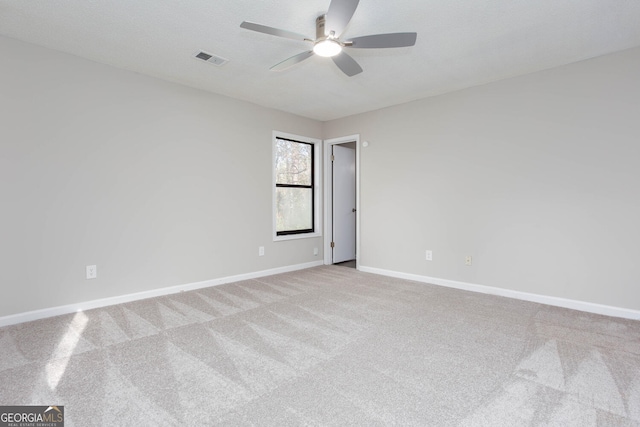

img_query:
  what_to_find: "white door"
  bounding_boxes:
[332,144,356,263]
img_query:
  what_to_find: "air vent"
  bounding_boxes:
[194,51,228,66]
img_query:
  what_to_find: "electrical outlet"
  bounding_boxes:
[258,246,265,256]
[314,247,319,256]
[425,250,432,261]
[86,265,97,279]
[465,256,472,266]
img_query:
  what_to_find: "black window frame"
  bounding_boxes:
[275,136,315,236]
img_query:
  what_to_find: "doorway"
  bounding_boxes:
[324,135,360,268]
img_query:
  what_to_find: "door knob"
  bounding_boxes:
[352,208,357,212]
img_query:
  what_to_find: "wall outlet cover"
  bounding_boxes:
[86,265,97,279]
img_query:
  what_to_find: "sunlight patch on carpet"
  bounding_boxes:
[45,311,88,390]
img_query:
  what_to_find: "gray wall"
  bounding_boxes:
[0,36,322,317]
[325,47,640,311]
[2,34,639,318]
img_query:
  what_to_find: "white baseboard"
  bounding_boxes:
[0,261,323,327]
[359,265,640,321]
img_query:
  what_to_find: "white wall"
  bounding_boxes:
[0,36,323,317]
[325,47,640,311]
[2,34,639,319]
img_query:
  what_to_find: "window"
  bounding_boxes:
[273,131,321,240]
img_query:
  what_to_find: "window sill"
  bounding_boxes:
[274,231,322,242]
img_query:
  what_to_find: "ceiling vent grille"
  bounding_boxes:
[194,51,228,66]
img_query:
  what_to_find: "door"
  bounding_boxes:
[332,144,356,263]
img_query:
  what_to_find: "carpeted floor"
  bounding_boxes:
[0,266,639,426]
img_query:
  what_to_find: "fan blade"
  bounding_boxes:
[325,0,360,37]
[346,32,417,48]
[332,52,363,77]
[270,51,314,71]
[240,21,311,42]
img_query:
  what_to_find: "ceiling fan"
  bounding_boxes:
[240,0,417,77]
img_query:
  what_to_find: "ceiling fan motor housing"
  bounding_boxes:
[316,15,328,39]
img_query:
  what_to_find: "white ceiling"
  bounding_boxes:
[2,0,640,121]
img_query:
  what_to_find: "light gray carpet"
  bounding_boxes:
[1,266,639,426]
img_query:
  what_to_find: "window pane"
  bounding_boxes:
[275,139,312,186]
[276,187,312,232]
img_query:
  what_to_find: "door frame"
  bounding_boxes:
[323,134,360,268]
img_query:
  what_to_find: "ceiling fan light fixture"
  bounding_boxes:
[239,0,418,76]
[313,39,342,57]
